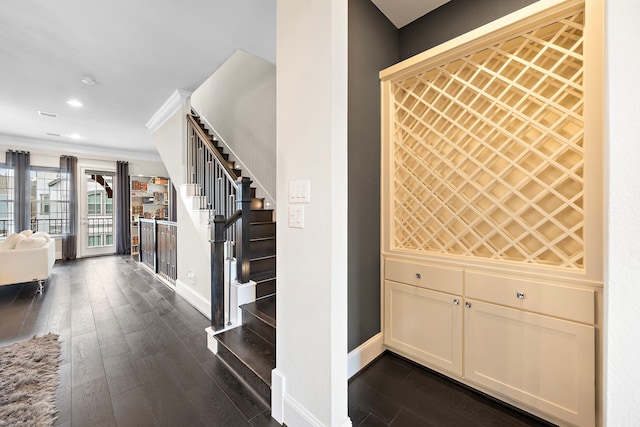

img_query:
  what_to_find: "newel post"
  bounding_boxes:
[210,214,226,331]
[236,177,252,283]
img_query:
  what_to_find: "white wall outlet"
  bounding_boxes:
[288,205,305,228]
[289,179,311,203]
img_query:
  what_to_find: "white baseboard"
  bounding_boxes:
[283,394,352,427]
[205,324,241,354]
[205,326,219,353]
[272,369,351,427]
[175,279,211,319]
[283,394,327,427]
[271,369,285,423]
[232,280,256,325]
[347,332,385,379]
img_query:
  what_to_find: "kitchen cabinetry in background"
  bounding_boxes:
[130,176,170,259]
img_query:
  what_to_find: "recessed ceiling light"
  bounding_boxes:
[67,99,83,107]
[80,75,96,86]
[38,111,58,119]
[68,133,81,140]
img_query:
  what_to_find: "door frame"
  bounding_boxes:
[79,167,117,257]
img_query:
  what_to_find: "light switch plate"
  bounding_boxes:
[289,180,311,203]
[288,205,305,228]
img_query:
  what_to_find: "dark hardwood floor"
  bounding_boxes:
[0,256,278,427]
[349,352,556,427]
[1,255,555,427]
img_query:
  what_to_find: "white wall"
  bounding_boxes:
[151,107,212,317]
[604,1,640,425]
[274,0,350,426]
[190,50,277,206]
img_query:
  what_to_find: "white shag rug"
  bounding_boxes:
[0,333,60,427]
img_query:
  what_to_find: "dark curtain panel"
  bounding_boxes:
[5,150,30,232]
[116,161,130,255]
[60,155,78,260]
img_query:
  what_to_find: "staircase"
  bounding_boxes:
[214,296,276,406]
[189,113,276,407]
[249,209,276,299]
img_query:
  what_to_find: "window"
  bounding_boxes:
[0,165,14,237]
[0,165,70,237]
[88,235,102,247]
[30,167,70,235]
[41,195,50,214]
[88,193,102,215]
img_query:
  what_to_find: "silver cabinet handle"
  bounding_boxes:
[516,292,525,299]
[465,302,472,308]
[415,273,421,279]
[453,299,460,305]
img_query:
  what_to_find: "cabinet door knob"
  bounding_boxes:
[453,299,460,305]
[516,292,525,299]
[465,302,472,308]
[415,273,421,279]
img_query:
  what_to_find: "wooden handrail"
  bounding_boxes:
[188,112,253,330]
[186,114,238,184]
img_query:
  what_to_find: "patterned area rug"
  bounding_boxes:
[0,333,60,427]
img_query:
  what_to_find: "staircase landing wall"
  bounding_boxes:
[151,106,212,317]
[191,50,276,207]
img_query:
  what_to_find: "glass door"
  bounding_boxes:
[80,170,115,257]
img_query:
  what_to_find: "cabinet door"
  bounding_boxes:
[384,280,462,375]
[464,300,594,427]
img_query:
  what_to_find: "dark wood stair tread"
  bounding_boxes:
[241,295,276,328]
[250,209,274,223]
[215,326,275,387]
[250,270,276,283]
[250,254,276,266]
[250,254,276,260]
[248,241,276,259]
[249,236,276,242]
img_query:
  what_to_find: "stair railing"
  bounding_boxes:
[186,113,252,330]
[210,177,252,331]
[186,114,238,238]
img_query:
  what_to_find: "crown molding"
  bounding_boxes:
[0,133,161,162]
[146,89,192,133]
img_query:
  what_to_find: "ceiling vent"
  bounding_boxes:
[38,111,58,119]
[46,132,61,137]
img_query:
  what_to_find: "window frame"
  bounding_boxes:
[30,166,70,236]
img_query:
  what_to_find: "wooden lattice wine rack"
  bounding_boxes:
[382,4,591,270]
[380,2,604,424]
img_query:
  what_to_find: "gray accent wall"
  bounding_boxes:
[400,0,540,60]
[347,0,540,353]
[348,0,399,351]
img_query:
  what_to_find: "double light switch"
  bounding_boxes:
[288,180,310,228]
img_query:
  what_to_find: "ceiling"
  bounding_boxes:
[371,0,450,28]
[0,0,276,160]
[0,1,439,161]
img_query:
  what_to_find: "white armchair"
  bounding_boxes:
[0,232,56,293]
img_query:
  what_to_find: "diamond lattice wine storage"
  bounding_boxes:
[380,1,603,426]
